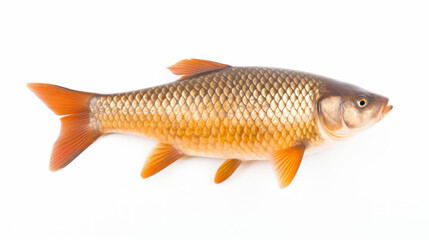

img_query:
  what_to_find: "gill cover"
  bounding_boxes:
[318,96,347,139]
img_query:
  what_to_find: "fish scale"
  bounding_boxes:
[90,67,324,160]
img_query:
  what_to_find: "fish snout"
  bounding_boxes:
[377,98,393,121]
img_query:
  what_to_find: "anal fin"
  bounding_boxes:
[271,145,306,188]
[214,159,242,184]
[140,143,185,178]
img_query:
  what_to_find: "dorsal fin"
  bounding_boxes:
[167,59,231,80]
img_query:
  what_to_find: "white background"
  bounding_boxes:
[1,0,428,239]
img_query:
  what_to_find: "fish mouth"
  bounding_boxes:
[377,99,393,121]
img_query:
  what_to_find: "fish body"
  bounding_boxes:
[28,59,392,188]
[91,67,324,160]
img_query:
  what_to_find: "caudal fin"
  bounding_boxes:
[27,83,101,171]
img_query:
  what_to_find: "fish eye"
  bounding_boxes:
[357,97,368,108]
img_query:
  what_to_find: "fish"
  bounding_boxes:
[28,58,392,188]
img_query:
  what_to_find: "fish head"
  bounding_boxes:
[318,81,392,140]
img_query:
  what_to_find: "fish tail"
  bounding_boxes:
[27,83,101,171]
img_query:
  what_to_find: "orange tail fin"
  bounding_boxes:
[27,83,101,171]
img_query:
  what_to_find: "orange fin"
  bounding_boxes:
[271,146,306,188]
[167,59,230,80]
[27,83,92,115]
[140,143,185,178]
[27,83,100,171]
[50,113,100,171]
[214,159,242,184]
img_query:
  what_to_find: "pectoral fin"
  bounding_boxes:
[271,146,306,188]
[214,159,242,184]
[140,143,185,178]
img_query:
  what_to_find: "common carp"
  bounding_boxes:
[28,59,392,188]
